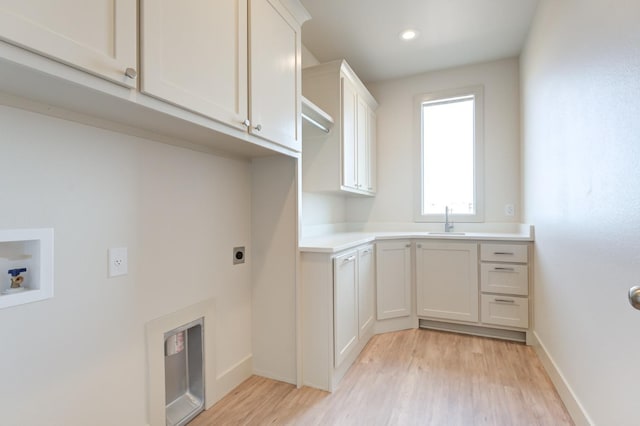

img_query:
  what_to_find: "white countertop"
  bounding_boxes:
[299,228,534,253]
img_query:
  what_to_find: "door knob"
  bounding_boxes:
[629,286,640,310]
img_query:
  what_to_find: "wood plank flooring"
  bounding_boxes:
[191,329,573,426]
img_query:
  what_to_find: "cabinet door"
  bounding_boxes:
[141,0,248,128]
[366,107,377,193]
[358,245,375,338]
[416,241,479,322]
[376,241,412,320]
[249,0,302,150]
[334,250,358,368]
[356,96,368,190]
[341,77,358,190]
[0,0,137,87]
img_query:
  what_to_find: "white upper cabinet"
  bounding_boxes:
[366,105,377,192]
[342,77,359,190]
[0,0,137,87]
[140,0,248,128]
[249,0,303,150]
[356,96,369,191]
[0,0,308,156]
[302,60,378,196]
[141,0,307,151]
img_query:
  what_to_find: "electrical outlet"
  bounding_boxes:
[108,247,128,277]
[233,246,245,265]
[504,204,515,217]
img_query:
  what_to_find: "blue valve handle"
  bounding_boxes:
[8,268,27,277]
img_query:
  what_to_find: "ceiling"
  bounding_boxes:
[299,0,539,83]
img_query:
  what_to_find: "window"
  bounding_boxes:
[415,86,484,222]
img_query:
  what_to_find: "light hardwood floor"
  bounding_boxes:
[191,329,573,426]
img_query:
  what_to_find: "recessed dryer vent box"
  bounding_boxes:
[164,318,205,426]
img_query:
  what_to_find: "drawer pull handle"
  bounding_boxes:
[494,267,515,271]
[343,256,356,263]
[495,298,515,303]
[494,252,514,255]
[361,249,370,255]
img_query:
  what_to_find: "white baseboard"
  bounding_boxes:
[251,367,297,386]
[374,315,418,334]
[530,331,593,426]
[208,354,253,408]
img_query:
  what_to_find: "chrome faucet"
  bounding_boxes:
[444,206,454,232]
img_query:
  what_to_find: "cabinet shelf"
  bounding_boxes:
[302,95,334,135]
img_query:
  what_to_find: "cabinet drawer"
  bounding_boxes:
[481,263,528,296]
[480,243,528,263]
[480,294,529,329]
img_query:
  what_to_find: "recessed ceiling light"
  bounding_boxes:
[400,29,418,41]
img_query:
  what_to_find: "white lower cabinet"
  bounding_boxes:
[480,263,528,296]
[333,249,359,368]
[479,242,530,329]
[415,240,532,339]
[480,294,529,328]
[416,241,479,323]
[375,240,412,319]
[301,243,376,391]
[302,238,533,392]
[357,245,375,338]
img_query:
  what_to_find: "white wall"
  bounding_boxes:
[521,1,640,424]
[302,44,320,68]
[347,58,521,226]
[0,106,253,425]
[251,155,299,383]
[301,44,348,230]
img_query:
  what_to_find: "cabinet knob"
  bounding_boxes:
[629,286,640,310]
[242,119,251,127]
[254,124,262,132]
[124,67,137,79]
[405,244,411,248]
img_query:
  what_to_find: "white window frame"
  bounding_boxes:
[414,85,484,223]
